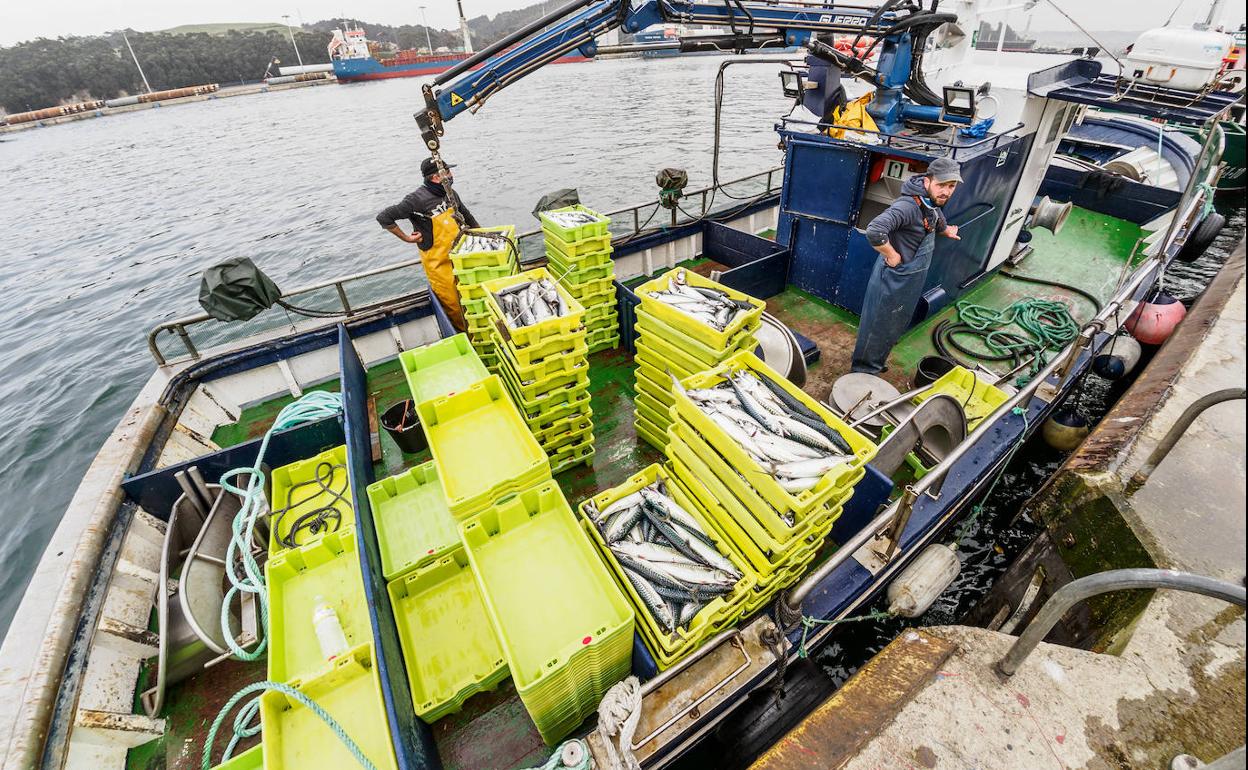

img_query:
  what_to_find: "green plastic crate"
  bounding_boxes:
[577,464,756,670]
[492,324,587,368]
[670,416,853,551]
[587,331,620,354]
[549,435,595,470]
[400,334,489,408]
[635,346,698,391]
[583,303,617,325]
[675,351,876,518]
[449,225,517,270]
[490,328,590,385]
[260,645,398,770]
[542,229,612,257]
[267,528,372,686]
[523,392,593,432]
[634,327,726,381]
[634,411,668,452]
[562,275,615,303]
[634,362,678,409]
[461,296,489,317]
[389,549,509,723]
[497,354,592,410]
[460,481,633,744]
[417,376,551,520]
[667,430,835,580]
[635,311,761,367]
[634,390,673,429]
[482,268,586,348]
[914,366,1009,430]
[544,243,614,269]
[210,743,262,770]
[367,462,459,582]
[498,366,591,422]
[531,410,594,448]
[546,257,615,285]
[635,269,766,351]
[454,256,518,286]
[538,204,611,241]
[269,445,354,555]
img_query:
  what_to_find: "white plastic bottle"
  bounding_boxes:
[312,596,349,662]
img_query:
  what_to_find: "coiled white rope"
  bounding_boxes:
[595,676,643,770]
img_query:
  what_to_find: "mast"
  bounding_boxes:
[122,31,153,95]
[456,0,474,53]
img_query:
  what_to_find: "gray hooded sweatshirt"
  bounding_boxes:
[864,175,948,263]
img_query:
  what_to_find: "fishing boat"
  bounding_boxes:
[0,2,1237,769]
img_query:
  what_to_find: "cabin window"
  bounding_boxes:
[1045,105,1068,145]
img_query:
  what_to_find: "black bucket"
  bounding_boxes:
[381,399,427,454]
[914,355,957,387]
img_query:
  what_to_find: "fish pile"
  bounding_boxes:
[493,279,570,329]
[675,369,854,495]
[645,269,754,332]
[542,209,605,228]
[454,233,511,254]
[586,480,742,634]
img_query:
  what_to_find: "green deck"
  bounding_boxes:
[148,207,1142,770]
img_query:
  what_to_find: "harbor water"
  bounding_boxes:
[0,55,793,634]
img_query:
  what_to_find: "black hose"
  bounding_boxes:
[931,319,1026,369]
[998,269,1104,315]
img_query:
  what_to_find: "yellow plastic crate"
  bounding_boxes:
[577,464,756,669]
[675,351,875,517]
[482,268,586,348]
[366,462,459,582]
[549,437,596,474]
[914,366,1010,430]
[635,310,761,367]
[269,446,354,555]
[449,225,517,271]
[635,269,765,350]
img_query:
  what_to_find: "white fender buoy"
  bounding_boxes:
[887,543,961,618]
[1092,334,1143,380]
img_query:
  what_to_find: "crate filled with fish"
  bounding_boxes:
[449,225,517,271]
[578,464,755,669]
[540,205,620,352]
[630,269,763,452]
[538,204,611,243]
[671,350,877,522]
[481,267,596,473]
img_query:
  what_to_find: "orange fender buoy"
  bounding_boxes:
[1125,293,1186,346]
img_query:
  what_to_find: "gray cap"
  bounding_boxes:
[926,157,963,184]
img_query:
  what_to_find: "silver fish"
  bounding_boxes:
[620,565,676,632]
[678,602,700,626]
[769,454,850,479]
[639,488,712,546]
[599,490,645,522]
[777,475,822,493]
[728,374,783,434]
[603,502,645,543]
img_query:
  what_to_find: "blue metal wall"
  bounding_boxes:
[777,131,1032,326]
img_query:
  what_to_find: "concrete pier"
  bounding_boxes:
[0,77,335,134]
[752,243,1246,769]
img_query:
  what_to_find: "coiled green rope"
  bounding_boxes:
[201,680,377,770]
[953,298,1079,383]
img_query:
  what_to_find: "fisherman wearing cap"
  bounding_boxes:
[851,157,962,374]
[377,158,480,329]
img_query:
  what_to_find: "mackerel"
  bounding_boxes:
[639,488,714,547]
[603,502,645,543]
[614,549,737,591]
[653,581,731,602]
[620,565,676,632]
[769,454,850,479]
[729,374,783,433]
[777,475,822,494]
[678,602,701,627]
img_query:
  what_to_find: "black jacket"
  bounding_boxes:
[864,175,948,262]
[376,181,480,247]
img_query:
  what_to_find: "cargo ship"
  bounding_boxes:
[330,26,589,83]
[0,2,1239,770]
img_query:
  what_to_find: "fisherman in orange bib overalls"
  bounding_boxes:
[377,157,480,330]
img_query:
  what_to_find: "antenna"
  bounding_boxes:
[122,30,153,94]
[456,0,474,53]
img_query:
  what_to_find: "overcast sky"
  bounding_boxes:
[1,0,1243,47]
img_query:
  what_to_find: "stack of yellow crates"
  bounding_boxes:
[482,267,596,474]
[630,268,764,452]
[450,225,518,371]
[539,205,619,354]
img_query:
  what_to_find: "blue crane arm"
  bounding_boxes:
[415,0,917,134]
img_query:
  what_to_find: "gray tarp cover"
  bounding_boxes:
[531,189,580,218]
[198,257,283,322]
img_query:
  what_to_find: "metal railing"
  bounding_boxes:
[778,118,1027,159]
[1127,387,1246,493]
[146,257,428,365]
[995,568,1246,677]
[144,167,786,366]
